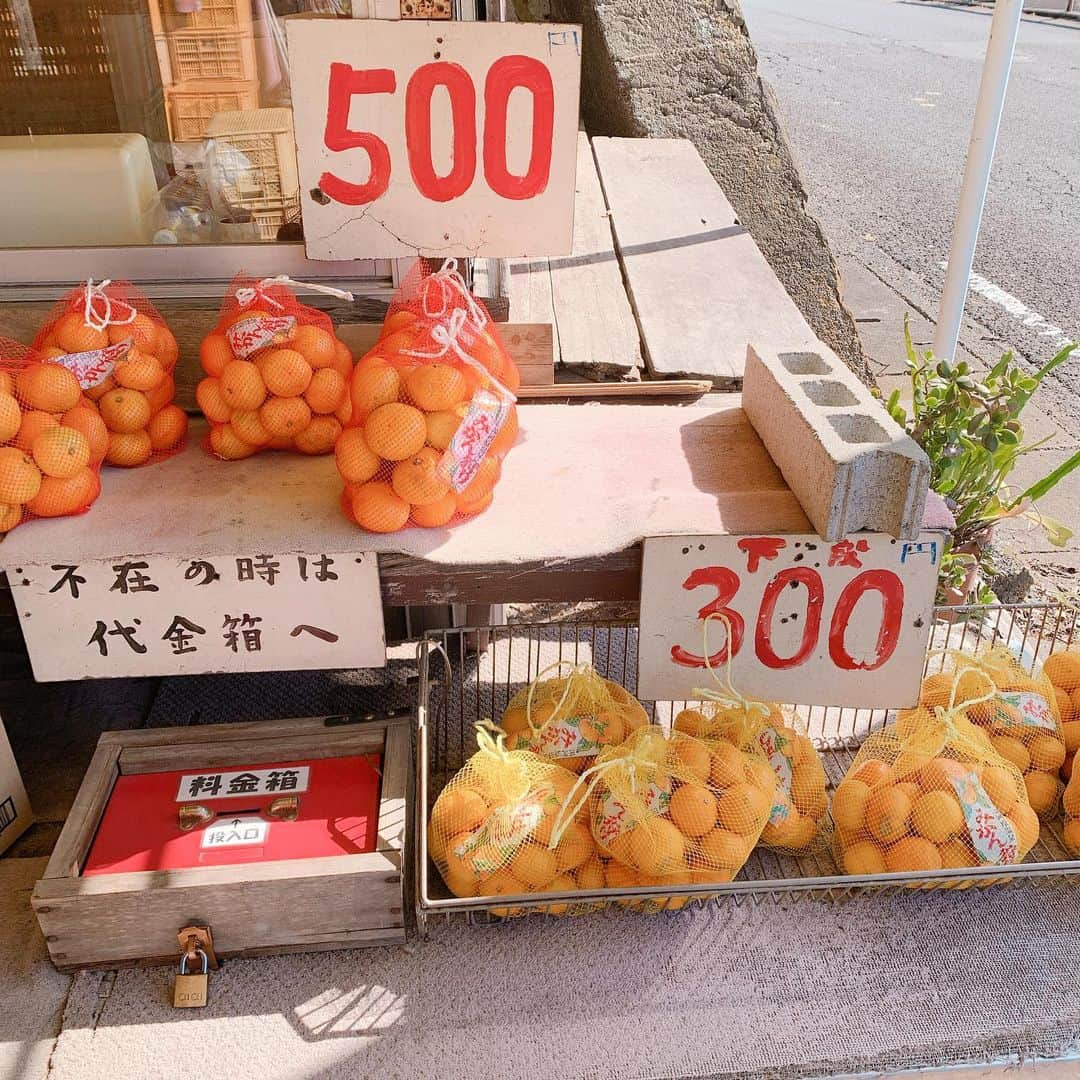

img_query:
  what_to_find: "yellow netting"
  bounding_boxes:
[835,667,1037,874]
[1043,649,1080,854]
[552,725,775,889]
[928,646,1065,820]
[498,663,650,774]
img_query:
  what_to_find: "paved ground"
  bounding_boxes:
[742,0,1080,601]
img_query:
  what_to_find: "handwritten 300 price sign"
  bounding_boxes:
[637,532,942,708]
[287,20,582,259]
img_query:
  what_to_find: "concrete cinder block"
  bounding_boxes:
[742,343,931,541]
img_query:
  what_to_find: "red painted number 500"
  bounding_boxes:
[319,57,555,206]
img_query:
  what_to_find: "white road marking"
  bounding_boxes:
[938,261,1076,349]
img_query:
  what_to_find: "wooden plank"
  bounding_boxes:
[376,719,409,853]
[592,137,818,386]
[507,258,558,367]
[549,133,642,378]
[518,379,709,402]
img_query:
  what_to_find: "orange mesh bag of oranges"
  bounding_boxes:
[336,259,520,534]
[833,668,1038,876]
[197,275,356,459]
[1040,649,1080,785]
[428,725,592,914]
[31,279,187,468]
[0,339,104,531]
[550,725,775,894]
[923,646,1066,821]
[496,663,650,775]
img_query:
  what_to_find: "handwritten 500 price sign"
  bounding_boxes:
[287,20,582,260]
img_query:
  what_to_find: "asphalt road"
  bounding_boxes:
[740,0,1080,427]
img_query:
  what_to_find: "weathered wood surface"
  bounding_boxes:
[592,137,818,386]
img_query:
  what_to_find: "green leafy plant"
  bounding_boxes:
[886,320,1079,601]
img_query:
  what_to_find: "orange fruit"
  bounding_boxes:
[391,447,450,505]
[425,407,465,451]
[405,363,468,411]
[292,325,338,369]
[990,735,1030,773]
[27,467,98,517]
[1009,801,1040,853]
[1045,653,1080,691]
[350,358,400,417]
[364,402,426,461]
[698,827,751,870]
[36,347,66,363]
[146,404,188,451]
[147,373,176,415]
[379,327,418,357]
[99,389,151,434]
[60,406,109,465]
[13,411,59,453]
[335,392,353,426]
[294,415,341,455]
[200,333,234,378]
[1063,819,1080,856]
[259,349,312,397]
[410,491,457,528]
[0,393,21,443]
[458,454,500,503]
[220,360,267,412]
[430,788,488,837]
[490,406,519,457]
[332,340,354,379]
[268,435,294,451]
[54,313,108,354]
[304,368,346,415]
[0,503,21,531]
[628,817,686,876]
[843,840,886,875]
[381,310,418,338]
[335,428,381,485]
[17,363,81,413]
[351,481,410,533]
[105,430,152,467]
[0,446,42,503]
[260,396,311,438]
[108,312,157,350]
[1029,734,1066,772]
[31,425,89,479]
[864,786,912,843]
[669,784,718,838]
[209,423,257,461]
[716,782,770,835]
[832,779,870,833]
[155,326,179,368]
[196,377,233,424]
[1063,720,1080,753]
[850,759,892,787]
[114,351,164,392]
[456,489,493,518]
[1024,771,1059,817]
[0,370,14,395]
[709,741,745,787]
[980,765,1018,813]
[911,789,964,843]
[884,837,942,873]
[84,375,116,402]
[230,409,272,447]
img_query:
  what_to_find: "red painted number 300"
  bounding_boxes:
[320,57,555,206]
[671,566,905,672]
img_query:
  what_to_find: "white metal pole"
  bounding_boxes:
[933,0,1024,360]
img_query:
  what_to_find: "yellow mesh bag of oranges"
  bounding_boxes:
[31,279,187,467]
[0,340,103,532]
[834,668,1038,876]
[497,663,650,774]
[1040,649,1080,785]
[428,725,592,912]
[336,260,520,533]
[923,647,1065,820]
[554,725,775,890]
[197,274,357,459]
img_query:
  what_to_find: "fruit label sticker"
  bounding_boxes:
[947,770,1018,866]
[226,315,297,359]
[454,795,545,875]
[439,389,511,492]
[52,339,130,389]
[758,726,794,825]
[595,779,672,846]
[994,692,1057,731]
[535,714,602,760]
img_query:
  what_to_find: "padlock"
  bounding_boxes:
[173,947,209,1008]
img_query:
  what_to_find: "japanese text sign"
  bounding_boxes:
[638,532,941,707]
[286,19,582,258]
[9,552,385,681]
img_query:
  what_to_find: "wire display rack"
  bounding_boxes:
[415,603,1080,934]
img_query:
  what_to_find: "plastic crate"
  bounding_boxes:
[148,0,253,37]
[251,205,288,241]
[206,108,299,209]
[159,29,257,84]
[165,80,259,141]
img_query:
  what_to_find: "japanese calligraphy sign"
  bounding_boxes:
[200,817,270,850]
[9,552,385,681]
[177,766,310,801]
[286,19,582,258]
[638,532,942,707]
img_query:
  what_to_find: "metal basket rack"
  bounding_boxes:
[415,603,1080,934]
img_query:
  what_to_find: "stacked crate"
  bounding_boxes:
[147,0,259,143]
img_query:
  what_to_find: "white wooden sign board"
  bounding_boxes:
[638,531,942,708]
[287,19,582,258]
[9,551,385,681]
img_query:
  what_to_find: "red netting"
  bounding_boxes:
[0,337,103,531]
[31,280,187,468]
[335,260,520,534]
[197,274,354,458]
